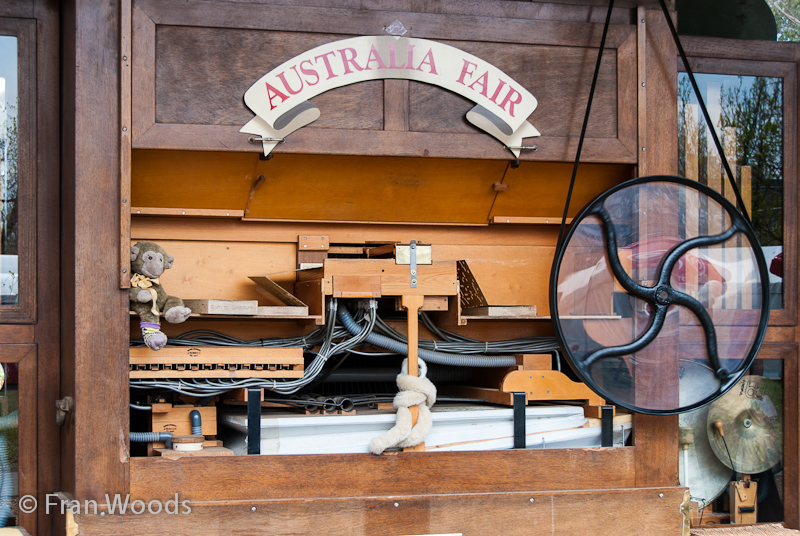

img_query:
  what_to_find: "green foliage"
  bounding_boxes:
[766,0,800,41]
[678,74,784,247]
[0,103,17,256]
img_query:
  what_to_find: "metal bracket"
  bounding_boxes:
[513,392,526,448]
[504,145,538,152]
[410,240,417,288]
[56,396,74,426]
[247,389,261,455]
[247,136,285,144]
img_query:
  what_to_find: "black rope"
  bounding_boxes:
[657,0,752,224]
[556,0,616,253]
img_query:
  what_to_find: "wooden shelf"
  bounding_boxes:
[132,206,244,218]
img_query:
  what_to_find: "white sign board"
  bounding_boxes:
[241,36,539,156]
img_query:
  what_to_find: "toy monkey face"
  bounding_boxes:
[131,241,174,279]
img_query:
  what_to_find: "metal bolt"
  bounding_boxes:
[411,269,417,275]
[181,211,186,215]
[100,511,106,517]
[411,279,417,284]
[642,147,646,152]
[303,237,307,240]
[226,212,230,216]
[394,502,399,507]
[643,211,647,215]
[122,126,127,132]
[122,269,127,273]
[136,210,141,214]
[251,506,257,512]
[641,82,646,87]
[303,244,307,248]
[641,18,646,23]
[123,56,128,61]
[659,493,664,498]
[530,498,535,503]
[122,198,127,203]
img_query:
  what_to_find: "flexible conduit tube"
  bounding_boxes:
[130,431,173,449]
[337,306,517,367]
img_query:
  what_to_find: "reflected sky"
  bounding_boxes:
[0,36,17,120]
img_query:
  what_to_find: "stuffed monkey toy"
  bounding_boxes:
[130,241,191,350]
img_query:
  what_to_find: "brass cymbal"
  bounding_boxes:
[707,375,782,474]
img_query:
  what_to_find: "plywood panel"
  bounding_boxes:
[436,245,554,314]
[140,240,298,302]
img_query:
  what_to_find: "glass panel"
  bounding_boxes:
[0,36,18,307]
[678,73,784,310]
[679,361,784,524]
[0,364,18,527]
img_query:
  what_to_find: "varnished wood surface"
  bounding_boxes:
[74,487,686,536]
[132,0,639,161]
[62,0,130,501]
[131,448,636,501]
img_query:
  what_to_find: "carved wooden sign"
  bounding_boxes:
[241,36,540,156]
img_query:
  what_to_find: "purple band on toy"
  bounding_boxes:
[140,322,161,329]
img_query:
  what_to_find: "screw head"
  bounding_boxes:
[251,506,257,512]
[530,498,535,503]
[394,502,399,507]
[659,493,664,498]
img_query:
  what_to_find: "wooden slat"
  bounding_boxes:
[130,448,637,502]
[633,9,679,489]
[121,0,132,288]
[491,216,572,224]
[75,487,685,536]
[63,0,130,501]
[133,123,639,163]
[132,207,244,218]
[137,0,634,48]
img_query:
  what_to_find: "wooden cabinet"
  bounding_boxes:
[60,1,800,534]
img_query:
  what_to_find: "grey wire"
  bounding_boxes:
[129,298,562,397]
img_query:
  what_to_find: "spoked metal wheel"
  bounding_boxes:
[550,176,770,415]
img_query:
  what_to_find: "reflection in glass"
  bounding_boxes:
[678,73,784,309]
[0,364,18,527]
[0,36,18,306]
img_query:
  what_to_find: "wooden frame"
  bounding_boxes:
[0,344,38,535]
[679,41,799,327]
[56,2,800,534]
[0,17,37,324]
[130,0,639,163]
[678,35,800,526]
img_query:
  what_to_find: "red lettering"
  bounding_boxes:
[387,43,406,69]
[467,72,490,97]
[314,51,338,80]
[265,81,290,110]
[300,59,319,86]
[456,60,477,85]
[364,44,387,70]
[406,44,415,70]
[498,87,523,117]
[415,48,438,75]
[338,47,364,74]
[489,79,507,104]
[276,66,304,96]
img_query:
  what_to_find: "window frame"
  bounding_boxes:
[678,46,798,327]
[0,18,36,324]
